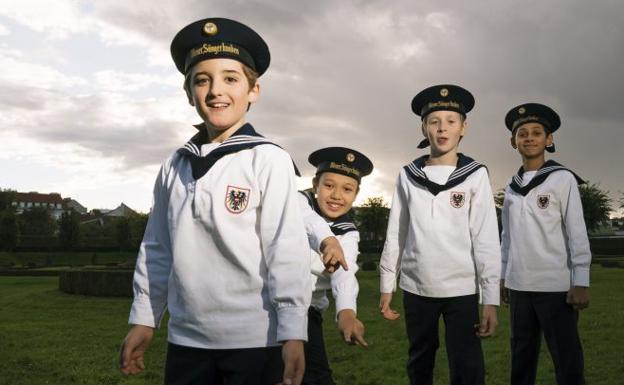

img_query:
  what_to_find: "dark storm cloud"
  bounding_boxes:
[6,0,622,205]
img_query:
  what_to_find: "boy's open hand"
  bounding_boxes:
[279,340,305,385]
[379,292,400,320]
[320,236,347,273]
[337,309,368,347]
[566,286,590,310]
[119,325,154,375]
[476,304,498,338]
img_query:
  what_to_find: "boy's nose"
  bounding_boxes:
[209,80,224,96]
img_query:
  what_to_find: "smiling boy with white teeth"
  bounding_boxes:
[119,18,311,385]
[298,146,373,385]
[379,84,501,385]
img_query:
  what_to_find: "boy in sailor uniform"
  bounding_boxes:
[379,84,501,385]
[298,147,373,385]
[119,18,312,385]
[501,103,590,385]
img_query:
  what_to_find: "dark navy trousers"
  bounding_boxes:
[403,291,485,385]
[302,307,336,385]
[509,290,585,385]
[164,342,282,385]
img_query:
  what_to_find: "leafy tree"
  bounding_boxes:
[578,182,612,232]
[17,207,57,249]
[128,213,149,249]
[18,207,56,236]
[0,189,17,211]
[0,210,19,251]
[115,217,132,251]
[354,197,390,242]
[58,210,81,250]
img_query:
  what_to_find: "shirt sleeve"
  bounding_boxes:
[500,186,511,282]
[331,231,360,314]
[379,173,408,293]
[469,168,501,305]
[128,161,174,328]
[298,193,334,253]
[559,173,592,287]
[258,148,311,342]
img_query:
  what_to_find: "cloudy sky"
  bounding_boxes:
[0,0,622,214]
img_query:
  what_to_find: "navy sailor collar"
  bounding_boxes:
[177,123,300,180]
[299,190,357,236]
[403,153,486,196]
[509,160,585,196]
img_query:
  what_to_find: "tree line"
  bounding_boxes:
[0,182,620,252]
[0,189,148,252]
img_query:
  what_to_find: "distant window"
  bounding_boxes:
[57,203,62,209]
[11,202,17,206]
[20,202,25,207]
[35,202,40,207]
[27,202,32,207]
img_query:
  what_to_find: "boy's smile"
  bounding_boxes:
[513,122,552,159]
[314,172,359,220]
[189,58,260,142]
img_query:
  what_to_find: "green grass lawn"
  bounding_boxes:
[0,251,136,268]
[0,267,623,384]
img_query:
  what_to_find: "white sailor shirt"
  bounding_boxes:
[298,192,360,315]
[129,124,311,349]
[501,161,591,291]
[380,154,501,305]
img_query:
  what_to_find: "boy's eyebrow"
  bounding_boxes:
[192,69,242,77]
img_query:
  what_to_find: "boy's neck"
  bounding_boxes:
[205,120,247,143]
[522,154,546,171]
[426,150,458,166]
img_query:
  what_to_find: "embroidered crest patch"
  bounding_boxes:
[537,194,550,209]
[225,185,250,213]
[450,191,465,208]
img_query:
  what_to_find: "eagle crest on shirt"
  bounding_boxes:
[450,191,465,208]
[537,194,550,209]
[225,185,250,213]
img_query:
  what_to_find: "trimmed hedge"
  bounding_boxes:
[0,269,60,277]
[59,270,133,297]
[589,237,624,255]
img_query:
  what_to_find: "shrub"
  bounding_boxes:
[361,261,377,271]
[58,270,133,297]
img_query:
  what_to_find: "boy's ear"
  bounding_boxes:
[247,81,261,104]
[186,88,195,106]
[546,132,554,146]
[460,119,468,136]
[510,136,517,149]
[312,176,319,190]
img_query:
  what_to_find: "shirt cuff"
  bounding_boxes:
[128,296,166,328]
[315,229,336,253]
[380,272,397,293]
[480,283,500,306]
[572,267,590,287]
[335,294,357,315]
[276,306,308,342]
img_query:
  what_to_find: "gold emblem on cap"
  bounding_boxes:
[518,107,526,114]
[440,88,449,97]
[346,153,355,162]
[203,22,218,36]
